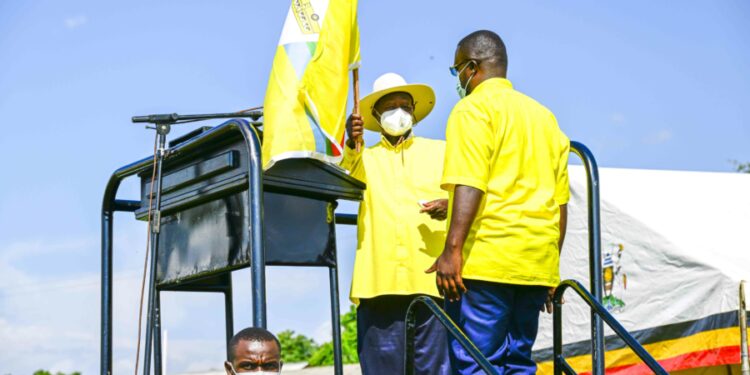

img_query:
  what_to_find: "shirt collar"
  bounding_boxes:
[473,77,513,94]
[379,132,414,151]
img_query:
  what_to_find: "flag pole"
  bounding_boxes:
[352,68,362,153]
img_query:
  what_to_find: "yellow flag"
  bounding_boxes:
[262,0,360,169]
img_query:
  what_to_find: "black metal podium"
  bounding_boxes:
[100,119,364,374]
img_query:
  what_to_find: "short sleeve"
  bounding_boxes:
[554,132,571,205]
[441,102,493,192]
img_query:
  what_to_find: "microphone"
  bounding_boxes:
[132,113,179,124]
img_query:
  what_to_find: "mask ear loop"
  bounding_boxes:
[373,109,382,126]
[373,109,389,137]
[226,362,238,375]
[456,59,477,97]
[462,60,478,94]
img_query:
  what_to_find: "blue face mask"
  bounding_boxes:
[455,62,476,99]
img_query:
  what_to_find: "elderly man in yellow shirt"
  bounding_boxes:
[341,73,451,375]
[427,30,570,374]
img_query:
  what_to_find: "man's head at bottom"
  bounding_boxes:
[225,327,282,374]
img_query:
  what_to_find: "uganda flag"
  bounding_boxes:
[262,0,360,169]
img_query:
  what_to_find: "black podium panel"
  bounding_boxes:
[132,124,364,289]
[154,191,337,287]
[102,119,366,375]
[263,192,337,267]
[135,131,363,220]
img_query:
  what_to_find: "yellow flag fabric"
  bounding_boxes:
[262,0,360,169]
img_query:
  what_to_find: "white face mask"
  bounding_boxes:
[377,108,414,136]
[230,370,279,375]
[227,362,280,375]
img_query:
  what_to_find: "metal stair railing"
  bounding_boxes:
[335,214,496,373]
[334,216,492,373]
[404,296,498,375]
[337,140,609,374]
[553,279,667,375]
[569,141,606,374]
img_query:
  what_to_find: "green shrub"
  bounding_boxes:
[277,329,319,363]
[307,341,334,366]
[308,305,359,366]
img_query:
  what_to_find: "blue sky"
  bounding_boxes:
[0,0,748,373]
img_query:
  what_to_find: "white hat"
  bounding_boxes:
[359,73,436,132]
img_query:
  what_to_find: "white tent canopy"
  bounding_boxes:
[533,166,750,374]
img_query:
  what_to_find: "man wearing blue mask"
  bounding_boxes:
[341,73,451,375]
[428,30,570,374]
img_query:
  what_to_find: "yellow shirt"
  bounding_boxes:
[341,135,448,304]
[441,78,570,287]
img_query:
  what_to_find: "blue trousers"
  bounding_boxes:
[445,280,548,375]
[357,295,451,375]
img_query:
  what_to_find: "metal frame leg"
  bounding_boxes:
[143,129,169,375]
[101,200,139,375]
[154,290,163,375]
[224,281,235,360]
[101,208,114,375]
[142,233,161,375]
[329,266,343,375]
[246,127,266,329]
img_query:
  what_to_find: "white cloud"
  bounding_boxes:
[0,232,339,374]
[64,15,87,29]
[313,320,333,344]
[0,236,93,263]
[642,129,673,145]
[166,338,225,372]
[0,236,139,374]
[610,112,626,125]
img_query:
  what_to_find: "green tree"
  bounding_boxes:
[340,304,359,364]
[731,160,750,173]
[308,341,334,366]
[308,305,359,366]
[33,371,81,375]
[277,329,319,363]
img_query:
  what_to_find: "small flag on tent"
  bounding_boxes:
[262,0,360,169]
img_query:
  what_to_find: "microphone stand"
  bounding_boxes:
[135,111,261,375]
[132,110,263,125]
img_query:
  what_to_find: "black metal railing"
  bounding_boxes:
[404,296,498,375]
[335,141,659,375]
[338,212,498,373]
[553,280,667,375]
[569,141,605,373]
[337,140,606,375]
[101,120,265,375]
[334,212,357,225]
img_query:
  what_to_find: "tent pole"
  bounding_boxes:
[741,280,749,375]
